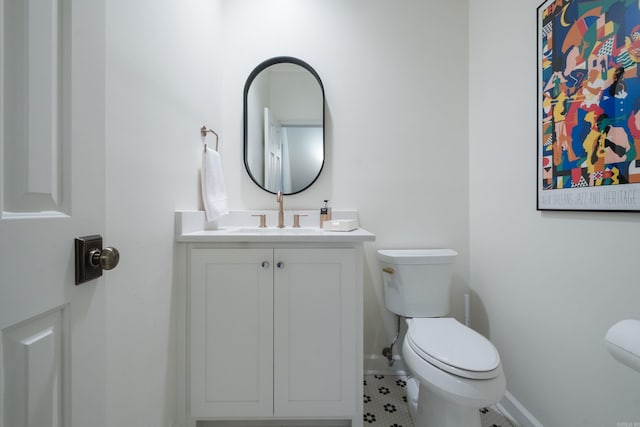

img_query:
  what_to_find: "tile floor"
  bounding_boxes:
[363,374,514,427]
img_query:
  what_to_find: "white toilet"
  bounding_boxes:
[377,249,506,427]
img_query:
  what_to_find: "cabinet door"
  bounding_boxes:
[273,248,357,417]
[190,248,273,418]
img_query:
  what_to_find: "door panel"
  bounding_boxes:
[0,1,106,426]
[2,0,67,214]
[2,308,64,427]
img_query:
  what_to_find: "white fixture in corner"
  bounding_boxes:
[605,319,640,373]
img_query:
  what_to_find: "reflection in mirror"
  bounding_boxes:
[244,57,325,194]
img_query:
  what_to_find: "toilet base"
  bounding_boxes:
[401,332,505,427]
[412,381,481,427]
[406,377,419,419]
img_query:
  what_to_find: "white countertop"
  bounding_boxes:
[175,210,376,243]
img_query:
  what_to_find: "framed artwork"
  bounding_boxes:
[537,0,640,211]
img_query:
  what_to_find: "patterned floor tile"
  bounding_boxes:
[363,374,514,427]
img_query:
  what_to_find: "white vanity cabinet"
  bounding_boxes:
[176,210,375,427]
[189,246,359,423]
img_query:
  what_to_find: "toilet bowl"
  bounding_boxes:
[377,249,506,427]
[402,318,505,427]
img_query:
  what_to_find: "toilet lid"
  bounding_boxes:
[407,318,501,380]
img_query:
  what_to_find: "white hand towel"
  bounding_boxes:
[201,146,229,222]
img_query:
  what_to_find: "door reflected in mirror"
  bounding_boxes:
[244,57,325,194]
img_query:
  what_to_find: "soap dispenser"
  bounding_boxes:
[320,200,332,227]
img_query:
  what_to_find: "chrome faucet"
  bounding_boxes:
[276,191,285,228]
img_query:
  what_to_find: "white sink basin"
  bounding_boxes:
[233,227,322,235]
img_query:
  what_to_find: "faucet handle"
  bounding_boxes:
[293,213,308,228]
[252,214,267,228]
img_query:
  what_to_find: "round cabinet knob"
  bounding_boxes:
[89,247,120,270]
[261,261,270,269]
[276,261,285,269]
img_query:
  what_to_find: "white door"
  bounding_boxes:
[264,107,282,193]
[0,1,107,426]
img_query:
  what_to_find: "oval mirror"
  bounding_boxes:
[244,57,325,195]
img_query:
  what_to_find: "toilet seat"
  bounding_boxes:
[406,318,501,380]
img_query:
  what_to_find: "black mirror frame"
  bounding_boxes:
[243,56,325,195]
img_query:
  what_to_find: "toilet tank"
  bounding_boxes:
[377,249,458,317]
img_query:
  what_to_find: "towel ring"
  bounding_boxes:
[200,126,219,151]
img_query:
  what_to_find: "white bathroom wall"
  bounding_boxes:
[469,1,640,426]
[98,1,640,425]
[105,1,221,426]
[103,1,469,425]
[215,0,470,369]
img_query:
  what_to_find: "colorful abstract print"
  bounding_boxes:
[540,0,640,190]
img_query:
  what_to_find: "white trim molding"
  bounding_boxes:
[497,390,545,427]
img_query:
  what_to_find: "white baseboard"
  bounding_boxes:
[364,353,409,375]
[497,390,544,427]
